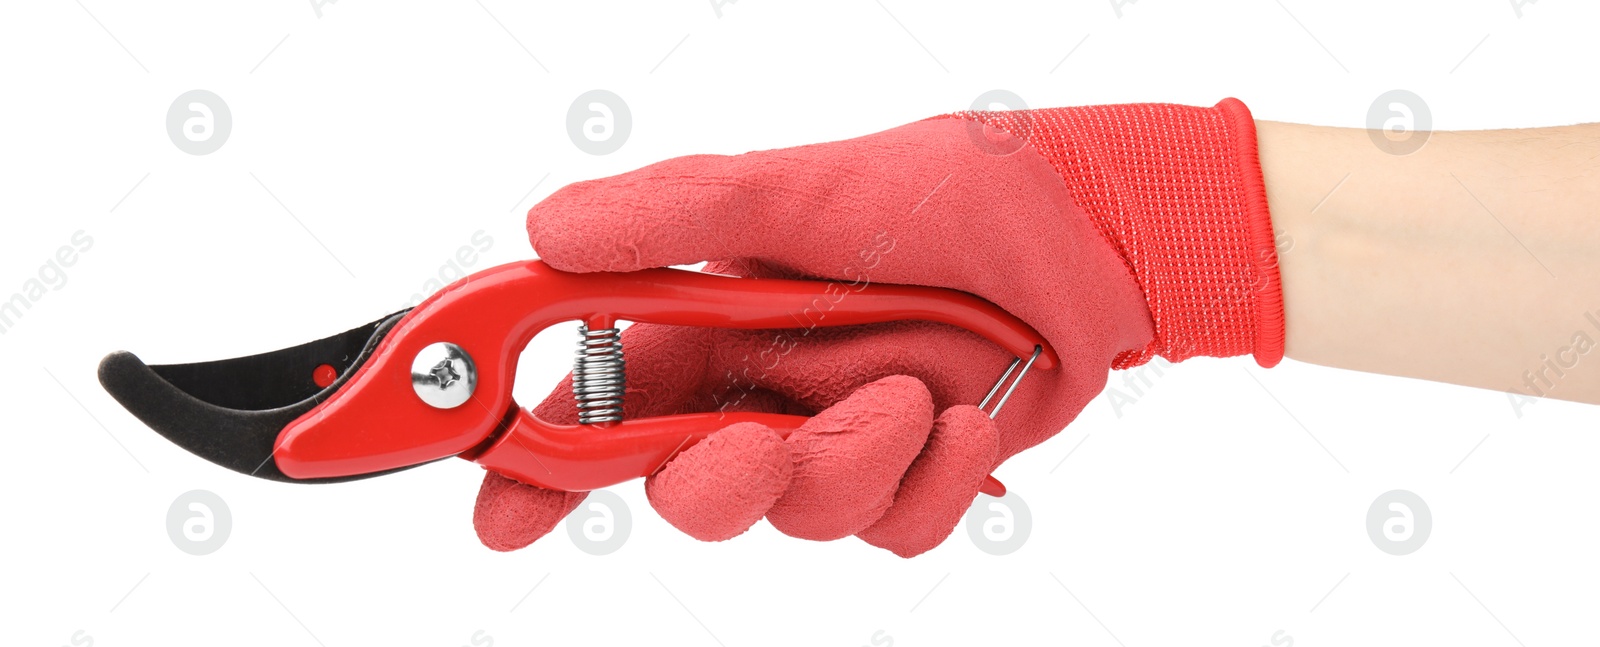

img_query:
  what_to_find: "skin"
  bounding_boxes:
[1256,120,1600,405]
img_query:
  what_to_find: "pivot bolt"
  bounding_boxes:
[411,342,476,409]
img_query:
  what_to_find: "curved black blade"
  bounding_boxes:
[145,313,401,411]
[97,311,418,483]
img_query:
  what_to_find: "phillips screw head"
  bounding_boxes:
[410,342,476,409]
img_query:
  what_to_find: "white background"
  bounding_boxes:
[4,1,1598,645]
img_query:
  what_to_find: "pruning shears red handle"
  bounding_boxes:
[100,260,1056,494]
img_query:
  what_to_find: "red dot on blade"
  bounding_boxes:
[312,364,338,388]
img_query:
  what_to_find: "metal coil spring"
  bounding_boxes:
[573,324,625,424]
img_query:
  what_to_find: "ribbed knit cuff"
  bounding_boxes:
[937,98,1285,368]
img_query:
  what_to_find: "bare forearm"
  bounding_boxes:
[1257,119,1600,404]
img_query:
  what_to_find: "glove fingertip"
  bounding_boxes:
[527,155,742,273]
[527,182,634,273]
[646,422,792,542]
[857,405,1000,558]
[473,471,588,552]
[767,375,934,541]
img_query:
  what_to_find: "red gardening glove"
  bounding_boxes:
[473,99,1285,557]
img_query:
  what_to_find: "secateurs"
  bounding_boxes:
[98,260,1058,494]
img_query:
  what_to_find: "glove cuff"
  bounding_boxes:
[938,98,1285,368]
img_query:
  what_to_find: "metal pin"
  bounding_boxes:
[979,358,1022,411]
[978,345,1042,420]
